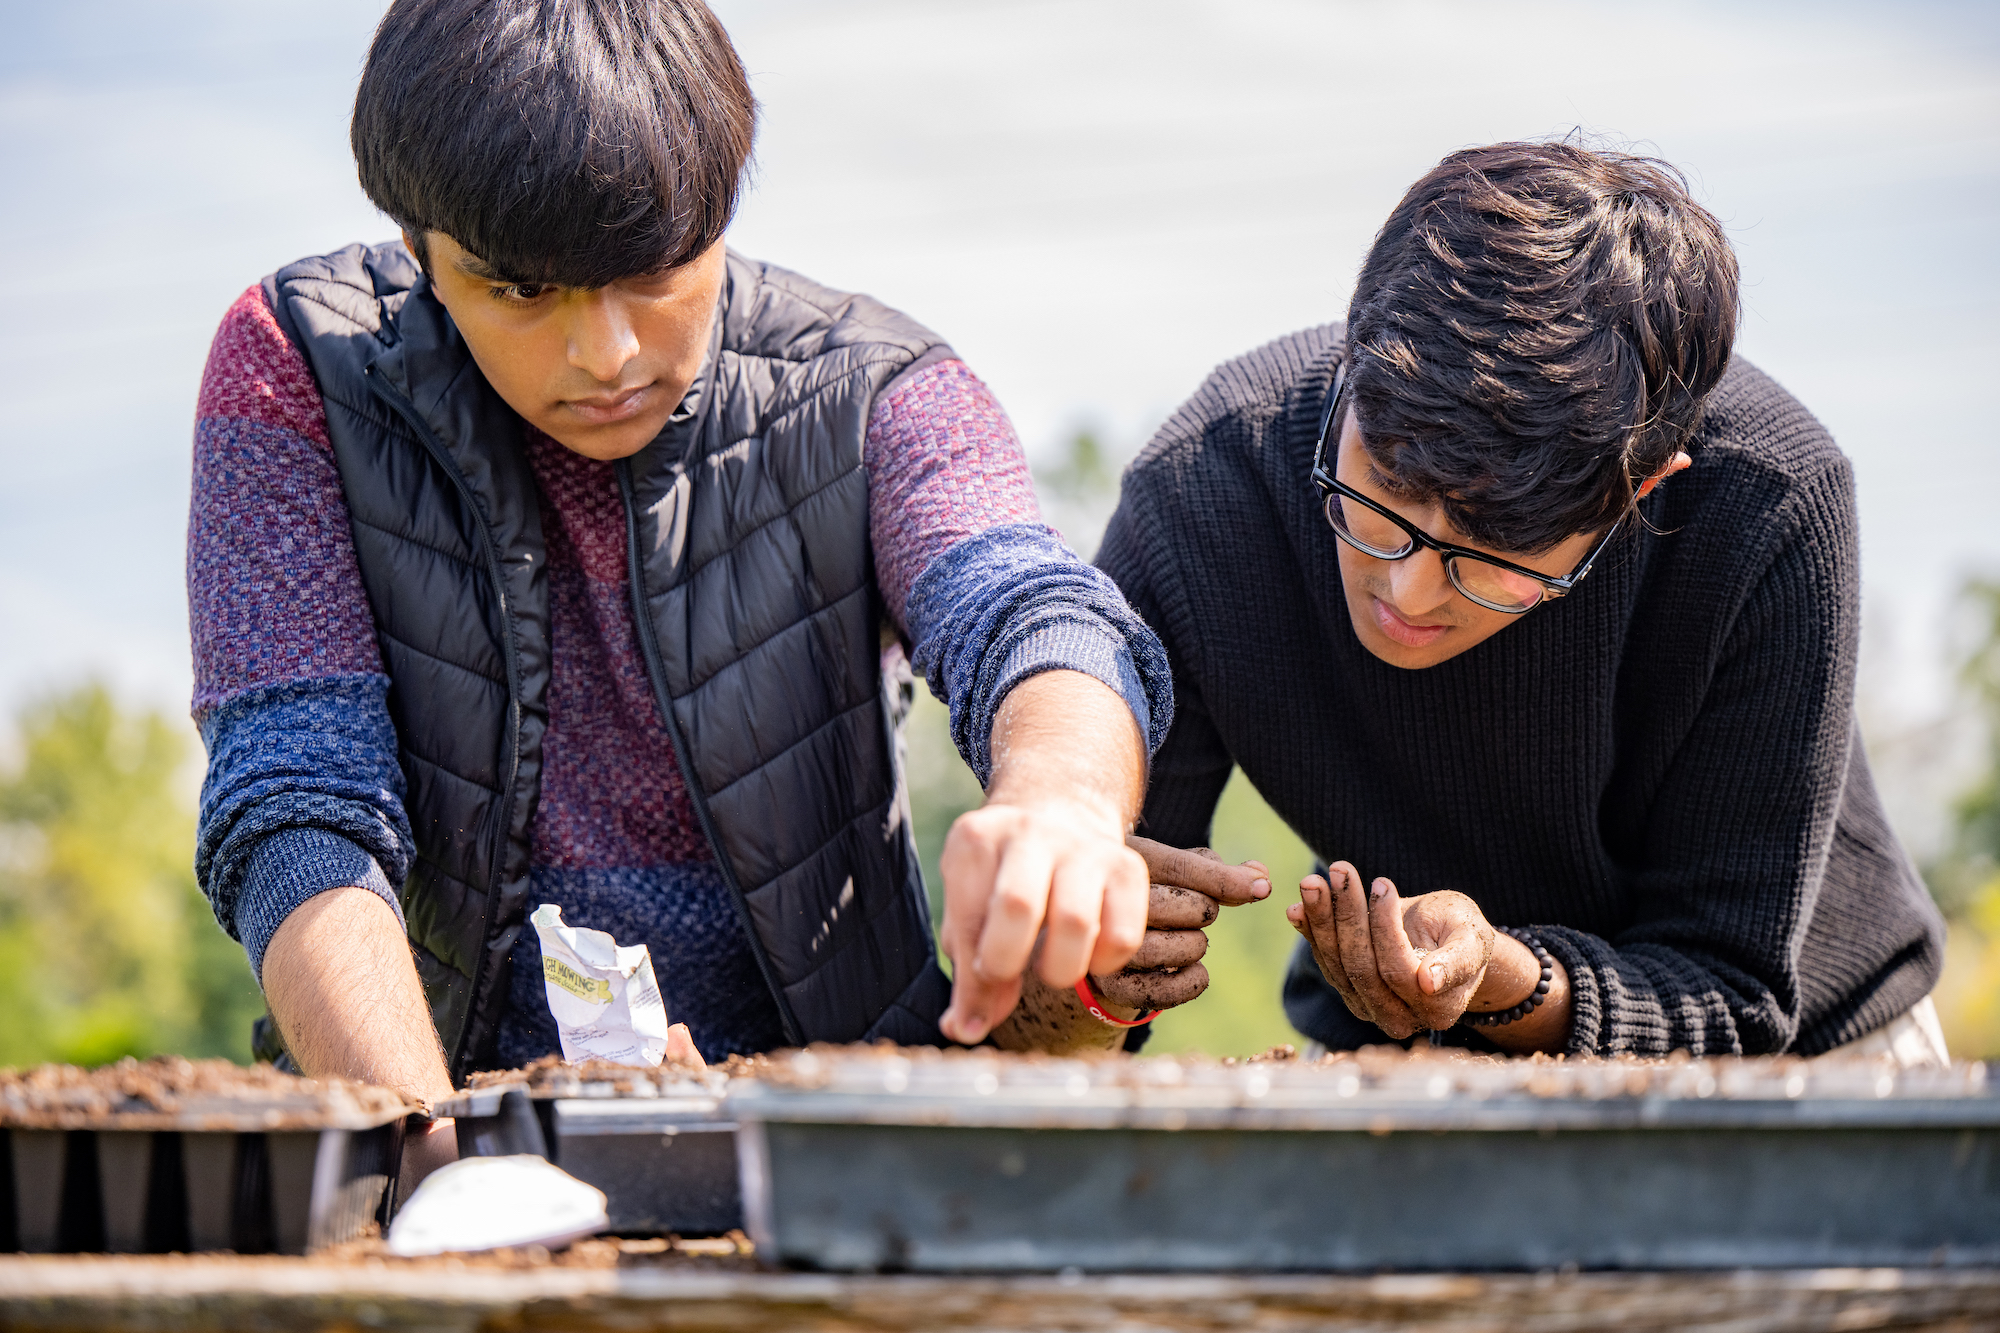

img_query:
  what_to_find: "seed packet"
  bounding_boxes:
[529,903,670,1067]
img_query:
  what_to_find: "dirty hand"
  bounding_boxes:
[1286,862,1493,1040]
[1090,838,1272,1012]
[938,794,1150,1045]
[990,840,1271,1053]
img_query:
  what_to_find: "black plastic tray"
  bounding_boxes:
[439,1077,739,1235]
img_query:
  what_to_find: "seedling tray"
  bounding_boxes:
[439,1062,739,1235]
[726,1046,2000,1273]
[2,1058,413,1255]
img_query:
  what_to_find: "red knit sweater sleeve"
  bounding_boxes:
[187,287,384,715]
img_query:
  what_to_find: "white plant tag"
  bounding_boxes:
[387,1155,608,1256]
[530,903,670,1067]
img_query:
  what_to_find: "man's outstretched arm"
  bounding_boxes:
[262,888,460,1189]
[859,357,1271,1046]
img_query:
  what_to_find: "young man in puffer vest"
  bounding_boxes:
[189,0,1268,1187]
[1110,142,1948,1065]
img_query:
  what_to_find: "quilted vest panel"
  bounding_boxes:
[263,243,952,1078]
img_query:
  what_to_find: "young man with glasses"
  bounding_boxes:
[1099,142,1949,1062]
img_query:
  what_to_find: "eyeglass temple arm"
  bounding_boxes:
[1312,362,1346,478]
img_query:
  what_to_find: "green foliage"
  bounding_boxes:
[1934,577,2000,1057]
[906,687,986,937]
[0,683,261,1067]
[1935,874,2000,1060]
[1951,578,2000,875]
[1036,430,1122,561]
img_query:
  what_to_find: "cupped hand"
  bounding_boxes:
[1286,862,1494,1039]
[937,798,1151,1045]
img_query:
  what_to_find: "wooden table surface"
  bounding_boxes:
[2,1255,1997,1332]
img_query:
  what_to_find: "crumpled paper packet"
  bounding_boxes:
[530,903,670,1067]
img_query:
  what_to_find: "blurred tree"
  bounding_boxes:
[1035,429,1121,561]
[1949,578,2000,877]
[1933,882,2000,1059]
[1932,577,2000,1058]
[906,687,986,940]
[0,684,260,1067]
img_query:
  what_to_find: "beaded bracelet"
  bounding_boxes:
[1459,926,1554,1028]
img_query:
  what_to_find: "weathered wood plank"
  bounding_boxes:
[1,1258,1996,1332]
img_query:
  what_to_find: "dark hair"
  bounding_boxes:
[352,0,755,288]
[1343,141,1739,555]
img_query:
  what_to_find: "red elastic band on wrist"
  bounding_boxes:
[1075,976,1157,1028]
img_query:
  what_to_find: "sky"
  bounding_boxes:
[1,0,1996,839]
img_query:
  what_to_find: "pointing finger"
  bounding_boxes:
[939,971,1022,1047]
[1035,848,1106,988]
[938,810,1009,1043]
[977,836,1056,986]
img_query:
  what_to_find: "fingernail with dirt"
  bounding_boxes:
[1252,878,1271,899]
[1429,962,1445,993]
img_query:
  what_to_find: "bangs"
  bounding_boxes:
[353,0,755,288]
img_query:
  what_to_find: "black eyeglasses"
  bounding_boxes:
[1308,362,1624,615]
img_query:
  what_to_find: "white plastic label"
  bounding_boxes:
[530,903,670,1067]
[387,1155,608,1256]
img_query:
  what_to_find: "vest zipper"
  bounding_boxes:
[363,366,526,1079]
[616,460,806,1047]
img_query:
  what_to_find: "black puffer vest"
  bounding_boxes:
[262,242,951,1079]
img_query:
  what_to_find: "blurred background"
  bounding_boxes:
[2,0,1997,1065]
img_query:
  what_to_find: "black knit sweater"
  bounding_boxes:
[1097,325,1945,1056]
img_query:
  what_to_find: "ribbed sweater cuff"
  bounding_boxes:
[986,620,1152,765]
[235,828,404,984]
[1537,925,1609,1055]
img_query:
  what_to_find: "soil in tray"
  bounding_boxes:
[721,1038,1983,1106]
[458,1037,1963,1107]
[0,1057,412,1129]
[464,1051,773,1094]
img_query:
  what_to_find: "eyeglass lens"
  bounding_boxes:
[1323,493,1547,612]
